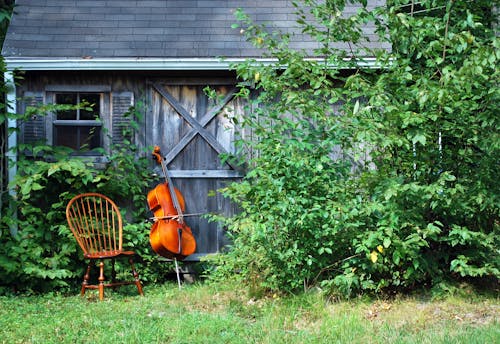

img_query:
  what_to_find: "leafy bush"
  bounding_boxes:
[0,104,165,293]
[207,0,499,296]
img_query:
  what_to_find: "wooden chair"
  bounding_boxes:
[65,193,144,300]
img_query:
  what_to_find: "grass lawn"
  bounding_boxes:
[0,281,497,344]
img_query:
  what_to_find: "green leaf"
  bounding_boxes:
[31,182,44,191]
[353,100,360,114]
[383,237,391,248]
[411,133,426,145]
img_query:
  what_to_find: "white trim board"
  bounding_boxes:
[4,57,382,71]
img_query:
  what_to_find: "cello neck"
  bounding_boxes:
[153,146,184,222]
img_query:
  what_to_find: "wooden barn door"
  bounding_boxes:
[146,79,243,260]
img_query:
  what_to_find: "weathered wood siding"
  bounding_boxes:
[16,71,245,260]
[146,78,246,258]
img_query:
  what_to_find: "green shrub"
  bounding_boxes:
[207,0,499,296]
[0,105,165,293]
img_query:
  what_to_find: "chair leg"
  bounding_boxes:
[129,257,144,296]
[98,260,105,301]
[81,261,93,296]
[111,259,117,287]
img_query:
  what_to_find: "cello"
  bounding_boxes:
[147,146,196,260]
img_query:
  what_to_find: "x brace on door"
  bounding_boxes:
[152,83,239,170]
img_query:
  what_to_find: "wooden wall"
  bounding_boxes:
[17,70,247,260]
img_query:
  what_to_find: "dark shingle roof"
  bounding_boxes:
[2,0,388,59]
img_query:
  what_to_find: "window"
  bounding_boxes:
[22,86,132,156]
[53,92,102,152]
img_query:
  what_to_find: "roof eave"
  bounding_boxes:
[3,57,382,71]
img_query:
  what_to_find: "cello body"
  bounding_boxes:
[147,183,196,259]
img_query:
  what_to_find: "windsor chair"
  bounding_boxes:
[66,193,144,300]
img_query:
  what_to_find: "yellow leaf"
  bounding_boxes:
[254,72,261,82]
[377,245,384,253]
[370,251,378,263]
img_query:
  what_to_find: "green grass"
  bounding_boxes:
[0,282,498,344]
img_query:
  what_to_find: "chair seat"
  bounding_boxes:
[84,250,136,259]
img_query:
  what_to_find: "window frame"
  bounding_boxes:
[45,85,111,155]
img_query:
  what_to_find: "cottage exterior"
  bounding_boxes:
[2,0,387,259]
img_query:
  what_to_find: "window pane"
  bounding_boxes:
[54,125,101,151]
[79,126,101,150]
[54,126,78,149]
[80,93,101,120]
[53,92,103,152]
[55,93,77,120]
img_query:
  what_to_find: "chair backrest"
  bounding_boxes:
[66,193,123,255]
